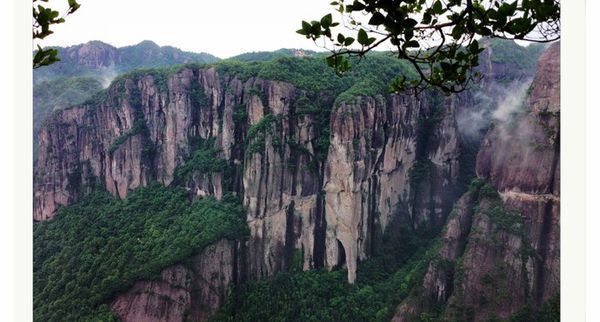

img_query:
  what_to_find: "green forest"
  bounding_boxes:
[33,185,248,321]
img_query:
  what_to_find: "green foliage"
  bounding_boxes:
[212,216,438,322]
[228,48,318,62]
[245,114,283,155]
[34,41,218,83]
[485,39,548,84]
[535,295,560,322]
[173,139,229,181]
[292,93,332,163]
[190,77,209,107]
[476,182,525,236]
[107,119,148,154]
[33,185,248,321]
[467,178,486,194]
[217,53,414,104]
[482,204,525,236]
[213,60,263,84]
[232,104,248,125]
[297,0,559,93]
[333,54,416,105]
[117,41,217,71]
[33,0,80,68]
[508,295,559,322]
[478,182,500,199]
[247,86,269,107]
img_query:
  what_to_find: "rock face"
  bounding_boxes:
[322,92,464,282]
[393,42,560,321]
[33,65,466,285]
[110,239,237,322]
[34,42,551,320]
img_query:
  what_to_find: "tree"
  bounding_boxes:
[33,0,81,69]
[297,0,559,93]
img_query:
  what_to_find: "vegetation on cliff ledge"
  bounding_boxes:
[33,185,248,322]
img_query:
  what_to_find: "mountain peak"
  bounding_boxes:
[135,40,160,48]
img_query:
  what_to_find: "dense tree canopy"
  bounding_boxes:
[297,0,559,93]
[33,185,248,321]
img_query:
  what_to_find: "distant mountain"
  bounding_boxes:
[32,41,220,163]
[33,40,220,85]
[227,48,320,62]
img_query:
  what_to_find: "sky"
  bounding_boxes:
[39,0,338,58]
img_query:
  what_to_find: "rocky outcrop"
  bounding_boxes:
[110,239,237,322]
[322,92,464,282]
[34,65,467,285]
[34,41,550,320]
[393,42,560,321]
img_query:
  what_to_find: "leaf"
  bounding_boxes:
[357,28,368,45]
[344,37,355,46]
[368,12,386,25]
[451,24,466,40]
[422,12,432,24]
[337,33,346,44]
[432,0,443,14]
[404,29,414,41]
[302,21,311,30]
[349,1,365,11]
[405,40,419,48]
[402,18,418,28]
[478,26,492,36]
[320,14,333,27]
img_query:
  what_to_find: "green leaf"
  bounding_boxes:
[432,0,443,14]
[348,1,365,11]
[368,12,386,25]
[405,40,419,48]
[357,28,368,45]
[344,37,355,46]
[404,29,414,41]
[320,14,333,27]
[337,33,346,44]
[402,18,418,28]
[302,21,311,30]
[422,12,432,24]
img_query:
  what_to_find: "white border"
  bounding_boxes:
[2,0,589,321]
[586,0,599,320]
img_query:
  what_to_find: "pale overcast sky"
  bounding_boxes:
[40,0,336,58]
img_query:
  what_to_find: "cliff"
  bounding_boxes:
[34,62,469,286]
[110,239,237,322]
[33,41,552,321]
[393,42,560,321]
